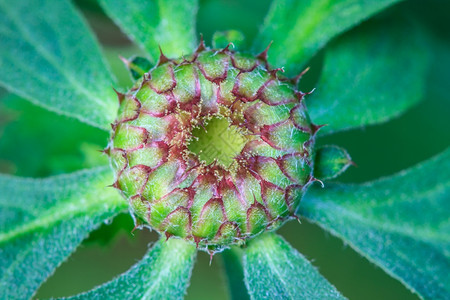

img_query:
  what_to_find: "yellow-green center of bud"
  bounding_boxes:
[188,117,246,168]
[108,43,320,254]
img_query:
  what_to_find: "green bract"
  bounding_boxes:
[0,0,448,299]
[108,44,321,251]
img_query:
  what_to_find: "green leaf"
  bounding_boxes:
[307,17,429,135]
[212,30,246,51]
[300,149,450,299]
[0,94,109,177]
[253,0,402,75]
[222,247,249,300]
[68,238,196,300]
[314,145,352,181]
[99,0,199,63]
[125,56,153,80]
[244,233,345,299]
[0,167,127,299]
[0,0,118,130]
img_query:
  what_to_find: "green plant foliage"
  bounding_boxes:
[243,233,345,299]
[99,0,198,63]
[222,248,249,300]
[0,167,126,299]
[126,56,153,80]
[68,238,196,300]
[212,30,246,50]
[300,149,450,299]
[0,0,117,130]
[314,145,352,181]
[253,0,402,75]
[0,94,108,177]
[307,18,429,135]
[0,0,448,299]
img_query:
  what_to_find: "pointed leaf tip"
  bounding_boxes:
[314,145,352,181]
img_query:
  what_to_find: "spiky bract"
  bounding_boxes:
[108,41,320,252]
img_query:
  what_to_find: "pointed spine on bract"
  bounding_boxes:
[113,87,125,104]
[256,41,273,69]
[196,34,207,53]
[157,46,171,67]
[108,38,319,253]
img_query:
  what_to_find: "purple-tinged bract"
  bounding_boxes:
[107,42,321,252]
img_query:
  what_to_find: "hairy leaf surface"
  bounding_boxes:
[99,0,198,63]
[301,149,450,299]
[307,18,429,135]
[244,233,345,299]
[254,0,402,75]
[0,168,126,299]
[314,145,352,181]
[68,238,196,300]
[0,0,117,130]
[222,247,249,300]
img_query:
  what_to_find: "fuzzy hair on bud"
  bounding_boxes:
[107,41,319,253]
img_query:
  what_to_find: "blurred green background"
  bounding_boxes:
[0,0,449,299]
